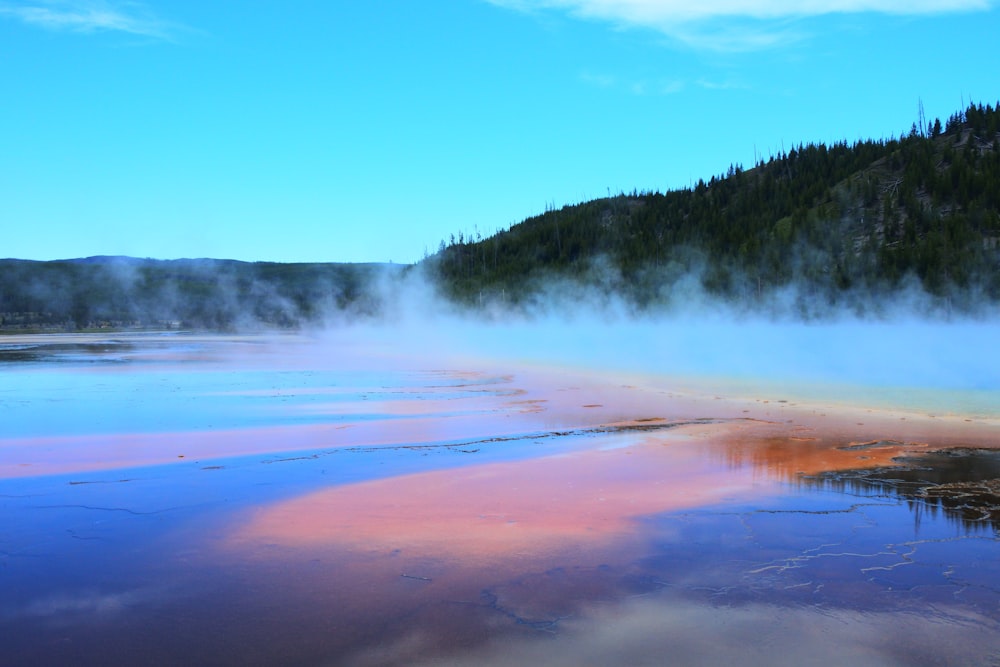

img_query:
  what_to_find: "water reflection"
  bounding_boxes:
[227,428,776,563]
[803,448,1000,533]
[711,432,927,478]
[2,333,999,665]
[385,595,1000,667]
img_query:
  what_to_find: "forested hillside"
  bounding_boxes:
[0,258,396,331]
[4,103,999,331]
[428,102,1000,314]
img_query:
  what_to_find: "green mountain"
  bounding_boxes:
[426,102,1000,315]
[0,257,398,331]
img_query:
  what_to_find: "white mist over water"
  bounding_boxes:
[11,260,996,416]
[324,267,1000,393]
[317,291,1000,419]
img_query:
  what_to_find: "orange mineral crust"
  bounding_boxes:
[227,367,1000,569]
[229,423,774,563]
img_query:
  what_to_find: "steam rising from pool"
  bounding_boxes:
[307,266,1000,397]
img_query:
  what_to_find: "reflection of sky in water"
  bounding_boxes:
[2,332,999,665]
[6,466,998,666]
[0,365,518,438]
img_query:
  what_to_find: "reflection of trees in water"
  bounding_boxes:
[801,449,1000,534]
[714,434,1000,533]
[712,434,912,481]
[0,341,139,363]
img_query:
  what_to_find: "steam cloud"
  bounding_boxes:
[3,256,999,408]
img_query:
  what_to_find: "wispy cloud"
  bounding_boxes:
[488,0,992,50]
[580,70,686,95]
[579,70,618,88]
[0,0,186,41]
[696,77,749,90]
[488,0,991,22]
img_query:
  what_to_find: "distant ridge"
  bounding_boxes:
[64,255,150,264]
[0,257,401,331]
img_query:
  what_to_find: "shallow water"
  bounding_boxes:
[2,331,999,666]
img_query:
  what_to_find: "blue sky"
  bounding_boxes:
[1,0,996,264]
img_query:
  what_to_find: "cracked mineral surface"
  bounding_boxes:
[1,331,999,666]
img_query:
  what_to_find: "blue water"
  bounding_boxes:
[1,331,998,666]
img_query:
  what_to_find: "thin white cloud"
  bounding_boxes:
[488,0,992,50]
[579,70,618,87]
[0,0,184,41]
[489,0,991,22]
[580,70,686,95]
[669,19,804,51]
[696,77,750,90]
[660,79,684,94]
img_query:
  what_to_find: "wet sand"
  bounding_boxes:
[2,331,1000,665]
